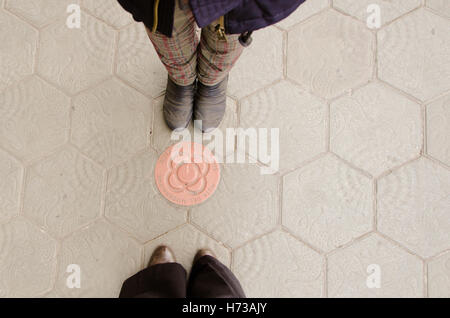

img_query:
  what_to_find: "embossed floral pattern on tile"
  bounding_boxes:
[191,164,278,249]
[105,149,187,243]
[426,0,450,19]
[283,154,373,252]
[276,0,329,30]
[328,234,423,298]
[233,231,324,298]
[240,80,327,172]
[5,0,77,28]
[72,78,152,168]
[37,12,115,95]
[428,251,450,298]
[23,146,104,238]
[0,76,70,162]
[378,158,450,258]
[228,26,283,99]
[331,82,422,177]
[427,94,450,167]
[287,10,373,99]
[0,10,37,92]
[0,218,57,297]
[82,0,133,29]
[55,220,141,297]
[0,150,22,223]
[117,23,167,98]
[378,9,450,101]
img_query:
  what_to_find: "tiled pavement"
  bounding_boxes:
[0,0,450,298]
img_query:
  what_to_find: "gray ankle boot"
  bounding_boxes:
[163,77,195,131]
[194,76,228,133]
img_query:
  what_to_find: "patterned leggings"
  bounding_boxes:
[146,0,244,86]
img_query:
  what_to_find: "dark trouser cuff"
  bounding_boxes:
[119,263,187,298]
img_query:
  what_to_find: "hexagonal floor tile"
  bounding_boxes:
[287,10,373,99]
[37,12,115,95]
[426,0,450,18]
[0,10,37,92]
[72,78,152,168]
[427,94,450,166]
[105,149,187,243]
[283,154,373,252]
[233,231,324,297]
[0,218,57,297]
[428,251,450,298]
[0,76,70,162]
[5,0,76,28]
[228,26,283,99]
[328,233,424,297]
[151,94,238,160]
[378,9,450,101]
[334,0,421,26]
[0,149,22,223]
[82,0,133,29]
[144,224,230,272]
[191,163,278,249]
[240,81,327,173]
[276,0,329,30]
[117,23,167,98]
[378,158,450,258]
[23,146,104,238]
[54,220,141,297]
[331,82,422,177]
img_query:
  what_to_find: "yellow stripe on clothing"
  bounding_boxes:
[152,0,160,33]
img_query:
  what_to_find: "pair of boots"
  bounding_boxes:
[163,76,228,133]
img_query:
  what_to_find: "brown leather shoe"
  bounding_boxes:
[193,248,216,264]
[148,245,176,267]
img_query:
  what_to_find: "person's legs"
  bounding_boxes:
[119,246,187,298]
[194,22,244,132]
[146,0,198,86]
[146,0,198,130]
[197,20,244,86]
[187,250,246,298]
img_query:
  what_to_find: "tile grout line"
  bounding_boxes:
[423,259,428,298]
[17,162,28,218]
[375,230,426,261]
[282,226,325,256]
[324,231,374,258]
[422,153,450,172]
[422,103,427,155]
[282,30,288,79]
[323,256,328,298]
[99,167,108,218]
[326,101,331,152]
[373,179,377,231]
[283,5,331,32]
[112,27,120,76]
[278,175,283,226]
